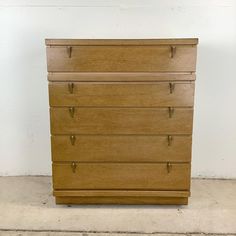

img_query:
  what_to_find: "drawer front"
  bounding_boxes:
[46,45,197,72]
[49,82,195,107]
[51,135,192,162]
[50,107,193,135]
[52,163,190,190]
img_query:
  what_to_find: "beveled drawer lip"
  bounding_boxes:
[48,72,196,82]
[48,81,195,84]
[45,38,198,46]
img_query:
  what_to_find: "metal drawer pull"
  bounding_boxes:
[167,135,172,146]
[67,46,72,58]
[167,162,172,173]
[68,83,74,94]
[168,107,174,118]
[169,83,175,94]
[70,135,76,145]
[170,46,176,58]
[69,107,75,118]
[71,162,77,173]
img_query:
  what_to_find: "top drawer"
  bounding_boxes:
[46,45,197,72]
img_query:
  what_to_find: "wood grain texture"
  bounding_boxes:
[55,196,188,205]
[53,190,190,197]
[52,163,190,190]
[51,135,192,162]
[46,45,197,72]
[48,72,196,82]
[45,38,198,46]
[49,82,195,107]
[50,107,193,135]
[45,38,198,205]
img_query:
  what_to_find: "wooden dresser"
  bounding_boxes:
[45,38,198,205]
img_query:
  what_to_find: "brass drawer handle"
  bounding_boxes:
[68,83,74,94]
[167,135,172,146]
[169,83,175,94]
[69,107,75,118]
[170,46,176,58]
[168,107,174,118]
[70,135,76,145]
[167,162,172,173]
[71,162,77,173]
[67,46,72,58]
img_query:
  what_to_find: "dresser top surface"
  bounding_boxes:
[45,38,198,46]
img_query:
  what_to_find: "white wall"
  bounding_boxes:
[0,0,236,178]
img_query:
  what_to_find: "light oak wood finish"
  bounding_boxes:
[53,190,190,197]
[48,72,196,82]
[51,135,192,162]
[50,107,193,135]
[49,82,195,107]
[52,163,190,190]
[46,45,197,72]
[45,38,198,46]
[55,196,188,205]
[54,190,189,204]
[45,38,198,205]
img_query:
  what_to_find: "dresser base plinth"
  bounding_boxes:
[55,196,188,205]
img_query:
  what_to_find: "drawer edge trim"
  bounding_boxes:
[53,190,190,197]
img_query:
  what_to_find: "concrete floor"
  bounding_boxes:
[1,233,236,236]
[0,177,236,236]
[1,233,235,236]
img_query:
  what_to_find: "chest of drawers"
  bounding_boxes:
[45,38,198,205]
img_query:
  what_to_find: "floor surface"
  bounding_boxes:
[1,233,236,236]
[0,177,236,235]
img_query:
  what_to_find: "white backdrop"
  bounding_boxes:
[0,0,236,178]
